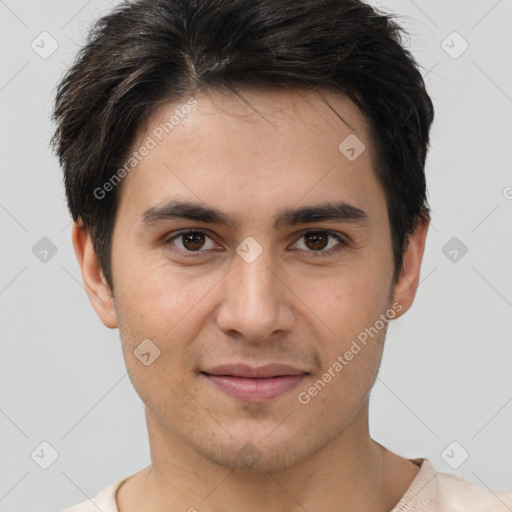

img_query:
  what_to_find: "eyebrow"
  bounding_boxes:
[140,199,369,230]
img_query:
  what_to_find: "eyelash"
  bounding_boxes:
[163,229,349,258]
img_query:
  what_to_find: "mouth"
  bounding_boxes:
[200,364,309,402]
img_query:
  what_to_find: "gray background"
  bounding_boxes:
[1,0,511,510]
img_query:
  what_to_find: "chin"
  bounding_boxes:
[197,440,303,473]
[185,422,333,474]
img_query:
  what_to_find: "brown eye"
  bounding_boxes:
[166,230,217,253]
[303,232,329,251]
[181,232,206,251]
[291,230,347,256]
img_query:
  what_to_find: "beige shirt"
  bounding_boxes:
[60,458,512,511]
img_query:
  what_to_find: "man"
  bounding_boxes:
[52,0,512,510]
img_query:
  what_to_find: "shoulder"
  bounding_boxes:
[394,458,512,511]
[434,469,512,509]
[57,476,128,512]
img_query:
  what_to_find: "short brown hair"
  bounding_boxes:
[52,0,434,292]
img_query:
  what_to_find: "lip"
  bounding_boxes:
[204,363,307,378]
[201,363,308,402]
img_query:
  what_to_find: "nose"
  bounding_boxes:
[215,249,295,343]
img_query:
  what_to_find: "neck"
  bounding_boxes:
[117,403,418,512]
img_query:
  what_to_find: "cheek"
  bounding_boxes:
[297,261,391,337]
[112,259,226,379]
[113,255,207,328]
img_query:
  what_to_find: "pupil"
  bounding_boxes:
[183,232,205,250]
[306,232,328,250]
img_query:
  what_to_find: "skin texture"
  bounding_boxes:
[72,87,429,512]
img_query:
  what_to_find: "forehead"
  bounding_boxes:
[144,86,372,146]
[116,86,383,223]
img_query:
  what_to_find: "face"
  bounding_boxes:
[76,87,426,473]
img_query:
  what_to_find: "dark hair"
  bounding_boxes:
[52,0,434,292]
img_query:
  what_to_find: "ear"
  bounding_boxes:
[391,218,429,319]
[71,220,118,329]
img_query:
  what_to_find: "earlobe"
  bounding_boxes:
[71,220,118,329]
[391,219,429,319]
